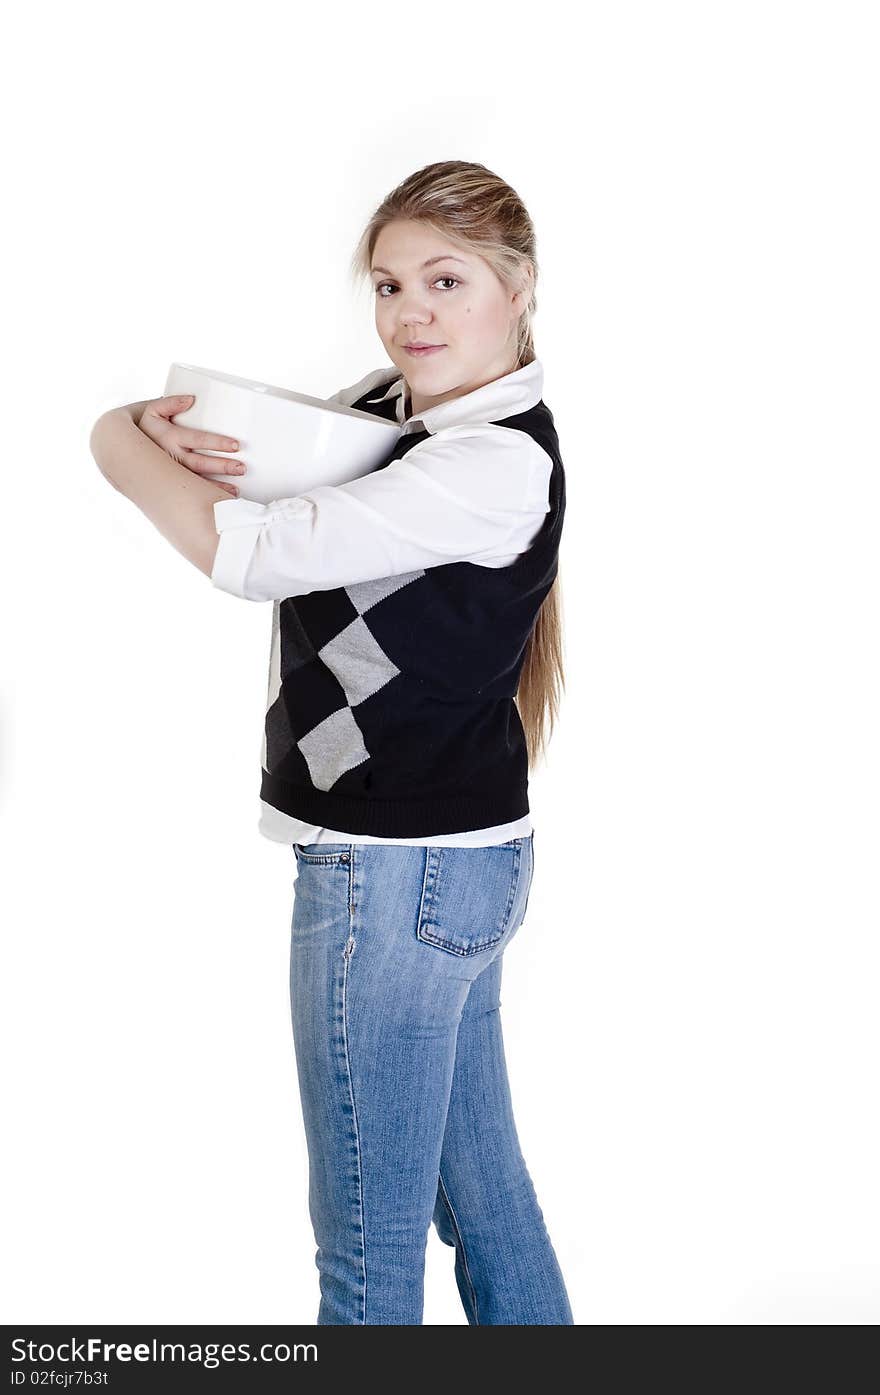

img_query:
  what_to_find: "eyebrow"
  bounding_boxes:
[370,255,468,276]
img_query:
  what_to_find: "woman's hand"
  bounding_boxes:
[137,394,246,497]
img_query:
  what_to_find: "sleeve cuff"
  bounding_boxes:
[210,497,270,599]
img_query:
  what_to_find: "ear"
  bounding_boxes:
[512,263,535,313]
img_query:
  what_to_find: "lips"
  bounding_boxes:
[404,344,446,356]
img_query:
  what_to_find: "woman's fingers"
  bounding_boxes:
[180,448,247,476]
[166,398,239,451]
[182,426,240,452]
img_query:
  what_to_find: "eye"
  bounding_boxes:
[375,276,461,297]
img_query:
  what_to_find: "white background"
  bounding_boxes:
[2,0,878,1326]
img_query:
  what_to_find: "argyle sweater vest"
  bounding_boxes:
[259,380,566,837]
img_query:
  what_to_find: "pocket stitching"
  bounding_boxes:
[294,845,351,865]
[416,842,523,957]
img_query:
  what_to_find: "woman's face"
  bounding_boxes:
[370,219,530,416]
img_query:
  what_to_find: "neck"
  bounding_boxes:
[405,349,521,421]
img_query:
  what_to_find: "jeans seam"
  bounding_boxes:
[340,856,366,1324]
[437,1170,480,1325]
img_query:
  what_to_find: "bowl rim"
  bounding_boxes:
[169,362,401,427]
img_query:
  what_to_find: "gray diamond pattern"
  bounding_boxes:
[289,568,426,790]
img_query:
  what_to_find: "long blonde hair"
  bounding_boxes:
[350,159,565,768]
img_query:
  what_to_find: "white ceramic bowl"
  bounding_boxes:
[163,362,401,505]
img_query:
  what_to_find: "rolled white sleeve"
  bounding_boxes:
[210,425,551,603]
[210,498,278,599]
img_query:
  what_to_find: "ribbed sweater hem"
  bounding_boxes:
[260,770,529,838]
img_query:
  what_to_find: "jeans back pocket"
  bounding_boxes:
[416,837,529,957]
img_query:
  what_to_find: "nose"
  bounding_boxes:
[394,291,432,325]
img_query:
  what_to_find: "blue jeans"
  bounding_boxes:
[288,832,573,1325]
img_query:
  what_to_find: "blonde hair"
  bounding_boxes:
[349,159,565,768]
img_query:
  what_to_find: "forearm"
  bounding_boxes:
[90,407,155,492]
[90,405,229,500]
[89,408,232,578]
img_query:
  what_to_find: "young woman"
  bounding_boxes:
[90,160,572,1325]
